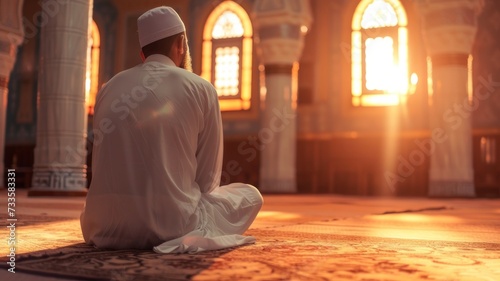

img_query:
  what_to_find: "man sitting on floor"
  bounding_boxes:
[80,6,263,253]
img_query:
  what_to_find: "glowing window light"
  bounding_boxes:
[427,56,433,106]
[351,31,362,97]
[214,47,240,97]
[468,55,473,102]
[365,36,394,91]
[202,1,253,111]
[361,94,399,106]
[397,27,409,94]
[361,0,398,29]
[351,0,409,107]
[212,11,244,39]
[410,73,418,85]
[86,20,100,115]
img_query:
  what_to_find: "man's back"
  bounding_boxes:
[81,55,222,249]
[81,6,262,253]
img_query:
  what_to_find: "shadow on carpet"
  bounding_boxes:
[2,243,236,281]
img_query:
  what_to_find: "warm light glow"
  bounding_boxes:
[215,46,240,96]
[1,219,82,255]
[86,20,100,115]
[256,211,301,220]
[212,10,244,39]
[241,37,252,110]
[411,73,418,85]
[300,25,308,34]
[352,96,361,106]
[292,62,299,110]
[259,64,266,109]
[351,31,362,97]
[201,41,212,83]
[352,0,408,107]
[85,77,91,95]
[397,27,409,94]
[365,36,395,91]
[361,94,399,106]
[85,46,91,101]
[370,214,463,223]
[427,56,433,106]
[361,0,398,29]
[468,55,473,102]
[353,0,407,31]
[202,1,253,111]
[409,73,418,95]
[367,214,467,242]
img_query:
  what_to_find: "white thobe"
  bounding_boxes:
[80,55,263,253]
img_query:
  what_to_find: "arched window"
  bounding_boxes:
[202,1,253,111]
[86,20,100,115]
[352,0,408,107]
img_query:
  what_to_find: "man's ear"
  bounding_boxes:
[178,34,185,55]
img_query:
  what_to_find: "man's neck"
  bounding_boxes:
[144,54,176,66]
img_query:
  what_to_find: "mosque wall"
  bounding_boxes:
[292,0,431,195]
[294,0,499,196]
[471,0,500,197]
[188,0,260,188]
[472,0,500,129]
[3,0,499,195]
[5,0,41,184]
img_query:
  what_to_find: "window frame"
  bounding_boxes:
[352,0,408,107]
[86,20,100,115]
[211,38,244,100]
[202,1,253,111]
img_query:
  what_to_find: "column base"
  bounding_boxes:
[28,189,88,197]
[428,180,475,198]
[30,167,88,196]
[32,167,87,189]
[260,178,296,193]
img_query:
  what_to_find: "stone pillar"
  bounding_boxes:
[29,0,93,196]
[253,0,312,193]
[0,0,24,187]
[415,0,484,197]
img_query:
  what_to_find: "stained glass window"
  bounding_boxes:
[214,46,240,97]
[365,36,394,91]
[352,0,408,107]
[202,2,253,111]
[361,0,398,29]
[212,11,244,39]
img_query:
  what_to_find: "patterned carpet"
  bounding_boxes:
[1,215,500,280]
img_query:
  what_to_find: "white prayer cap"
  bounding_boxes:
[137,6,186,48]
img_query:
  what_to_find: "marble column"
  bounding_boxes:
[253,0,312,193]
[0,0,24,187]
[415,0,484,197]
[29,0,93,196]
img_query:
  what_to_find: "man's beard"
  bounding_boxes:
[180,47,192,72]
